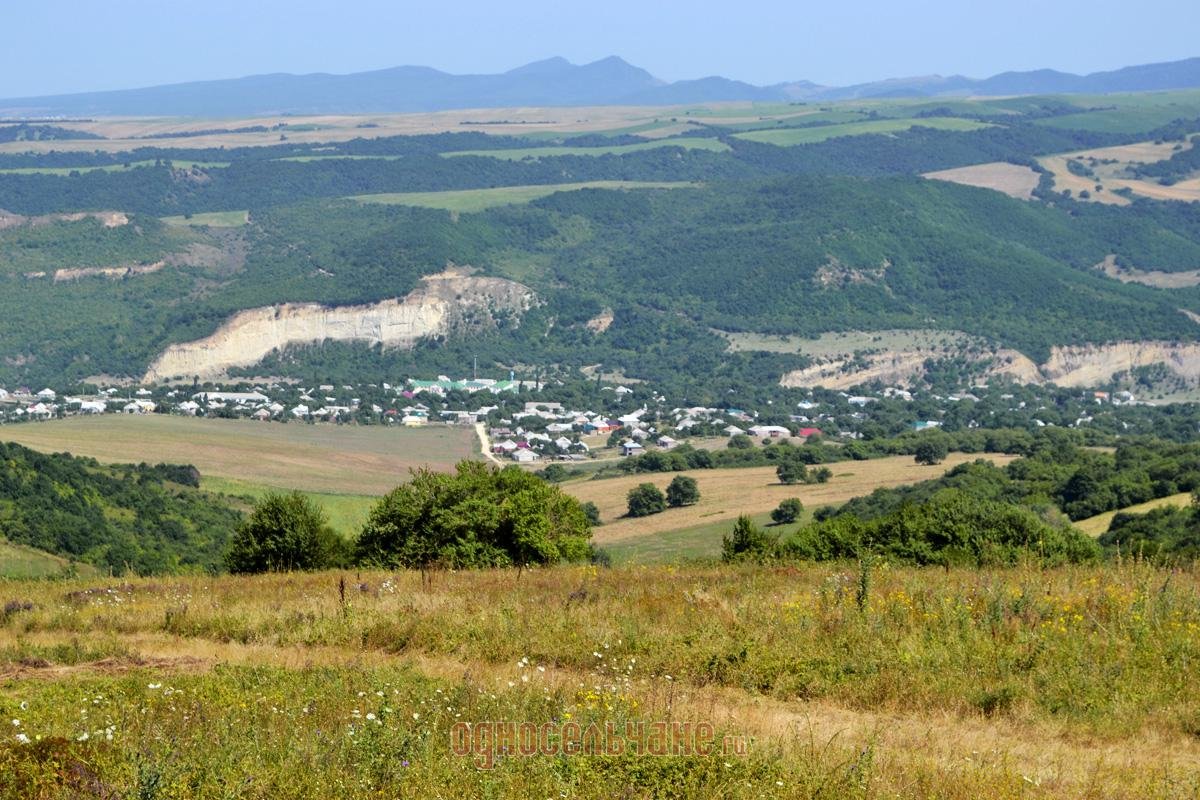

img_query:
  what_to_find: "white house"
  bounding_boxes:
[176,400,200,416]
[620,440,645,457]
[511,449,539,463]
[657,435,678,449]
[122,400,156,415]
[36,388,56,401]
[291,405,311,419]
[723,425,746,437]
[79,400,107,415]
[553,436,574,451]
[749,425,790,438]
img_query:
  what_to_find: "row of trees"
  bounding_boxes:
[227,462,595,573]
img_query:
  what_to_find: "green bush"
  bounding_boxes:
[355,461,592,569]
[771,498,804,525]
[627,483,667,517]
[722,515,779,563]
[666,475,700,507]
[225,492,347,573]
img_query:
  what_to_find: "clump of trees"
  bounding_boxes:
[226,492,349,573]
[356,462,593,570]
[914,438,949,466]
[771,498,804,525]
[777,462,832,486]
[627,483,667,517]
[666,475,700,507]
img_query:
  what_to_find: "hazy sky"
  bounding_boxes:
[2,0,1197,97]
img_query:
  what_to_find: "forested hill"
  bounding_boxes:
[0,442,241,574]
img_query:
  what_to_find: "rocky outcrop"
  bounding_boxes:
[143,269,534,381]
[779,340,1200,389]
[1040,342,1200,386]
[0,210,128,229]
[779,347,1039,390]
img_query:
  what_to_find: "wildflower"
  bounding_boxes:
[15,733,30,744]
[77,732,89,741]
[366,713,377,721]
[148,683,162,690]
[11,719,19,727]
[412,712,420,720]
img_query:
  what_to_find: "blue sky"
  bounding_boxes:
[2,0,1197,97]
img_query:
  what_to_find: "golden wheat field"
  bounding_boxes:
[567,453,1017,544]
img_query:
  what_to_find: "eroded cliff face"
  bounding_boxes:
[779,341,1200,389]
[143,269,534,381]
[1040,342,1200,386]
[779,348,1040,390]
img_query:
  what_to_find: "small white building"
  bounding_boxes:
[36,388,56,401]
[511,448,539,463]
[620,440,645,457]
[749,425,790,439]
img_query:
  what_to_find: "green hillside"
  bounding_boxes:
[0,441,241,574]
[0,92,1197,388]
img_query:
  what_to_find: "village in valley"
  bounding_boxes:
[0,370,1159,465]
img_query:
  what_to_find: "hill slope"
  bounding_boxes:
[0,441,241,574]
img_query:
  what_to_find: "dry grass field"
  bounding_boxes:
[1094,254,1200,288]
[0,415,478,495]
[351,181,693,212]
[1,563,1198,797]
[0,103,781,155]
[1074,492,1192,537]
[922,161,1041,199]
[567,453,1017,545]
[1038,137,1200,205]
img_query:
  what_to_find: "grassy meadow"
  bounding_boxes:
[350,180,694,212]
[160,210,250,228]
[1,562,1198,797]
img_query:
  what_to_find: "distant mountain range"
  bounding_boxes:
[2,55,1199,117]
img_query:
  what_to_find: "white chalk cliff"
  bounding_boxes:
[143,269,534,381]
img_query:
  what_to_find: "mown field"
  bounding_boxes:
[567,453,1017,547]
[733,117,992,146]
[1,563,1197,798]
[441,138,730,160]
[0,416,478,495]
[350,180,693,212]
[1075,492,1193,537]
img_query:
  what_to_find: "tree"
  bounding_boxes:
[626,483,667,517]
[355,462,592,570]
[226,492,347,574]
[914,439,949,466]
[771,498,804,525]
[666,475,700,507]
[722,515,778,563]
[776,461,807,485]
[728,434,754,450]
[581,501,602,526]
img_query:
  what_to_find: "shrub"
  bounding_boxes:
[722,515,778,562]
[627,483,667,517]
[225,492,348,573]
[355,461,592,570]
[914,439,949,466]
[665,475,700,507]
[581,501,602,526]
[771,498,804,525]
